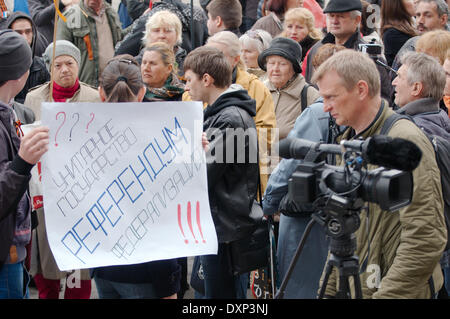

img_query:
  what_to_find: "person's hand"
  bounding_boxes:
[202,132,209,152]
[18,126,50,165]
[161,293,177,299]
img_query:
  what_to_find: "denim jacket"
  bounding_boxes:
[262,98,331,215]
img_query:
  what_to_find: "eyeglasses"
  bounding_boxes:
[246,30,264,44]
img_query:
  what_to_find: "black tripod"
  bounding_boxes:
[317,233,363,299]
[275,210,363,299]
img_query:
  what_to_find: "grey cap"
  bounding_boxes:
[43,40,81,72]
[0,30,32,82]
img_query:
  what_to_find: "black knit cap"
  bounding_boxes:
[323,0,362,13]
[258,37,303,74]
[0,30,32,82]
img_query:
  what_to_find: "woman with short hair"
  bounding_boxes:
[280,7,323,61]
[141,10,186,73]
[239,29,273,79]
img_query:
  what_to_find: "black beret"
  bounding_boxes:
[323,0,362,13]
[258,37,303,74]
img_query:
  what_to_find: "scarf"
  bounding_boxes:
[144,74,185,101]
[52,79,80,102]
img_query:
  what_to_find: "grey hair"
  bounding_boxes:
[418,0,449,17]
[400,51,446,100]
[239,29,272,54]
[349,9,362,19]
[207,31,242,58]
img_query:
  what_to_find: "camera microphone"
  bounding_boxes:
[341,135,422,171]
[279,135,422,171]
[278,137,342,161]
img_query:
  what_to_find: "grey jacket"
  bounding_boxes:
[397,98,450,139]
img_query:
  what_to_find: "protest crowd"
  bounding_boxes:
[0,0,450,300]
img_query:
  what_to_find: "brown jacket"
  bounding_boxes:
[26,81,100,280]
[264,74,320,141]
[320,104,446,298]
[24,81,101,121]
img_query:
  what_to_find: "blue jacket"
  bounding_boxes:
[262,99,333,298]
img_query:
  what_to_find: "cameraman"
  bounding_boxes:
[312,49,446,299]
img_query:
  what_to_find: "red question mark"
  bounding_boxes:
[55,111,66,147]
[86,112,95,133]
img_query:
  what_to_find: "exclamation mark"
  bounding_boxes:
[178,204,188,244]
[187,201,198,243]
[196,201,206,243]
[37,161,42,182]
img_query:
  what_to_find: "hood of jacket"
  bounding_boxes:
[6,11,38,58]
[205,84,257,119]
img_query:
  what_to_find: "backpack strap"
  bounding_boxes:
[300,84,311,112]
[380,112,413,135]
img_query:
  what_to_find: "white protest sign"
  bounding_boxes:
[40,101,217,271]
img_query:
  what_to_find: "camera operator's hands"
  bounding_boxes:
[18,126,49,165]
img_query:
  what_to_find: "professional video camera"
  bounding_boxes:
[275,135,422,299]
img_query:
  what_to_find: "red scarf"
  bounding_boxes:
[52,79,80,102]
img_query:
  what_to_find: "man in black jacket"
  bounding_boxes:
[304,0,393,101]
[6,11,49,104]
[0,30,49,299]
[183,46,259,299]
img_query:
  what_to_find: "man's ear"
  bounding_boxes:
[411,81,424,97]
[356,80,370,100]
[440,14,448,27]
[202,73,215,87]
[215,15,223,28]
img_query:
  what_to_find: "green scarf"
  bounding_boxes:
[144,74,185,101]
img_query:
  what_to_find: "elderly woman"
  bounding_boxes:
[239,29,272,79]
[25,40,100,119]
[259,37,320,140]
[141,10,186,73]
[141,42,185,102]
[280,7,323,61]
[258,38,320,139]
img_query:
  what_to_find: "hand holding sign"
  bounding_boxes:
[19,126,50,165]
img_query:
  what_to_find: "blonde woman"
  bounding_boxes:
[280,7,323,61]
[415,29,450,65]
[141,10,186,73]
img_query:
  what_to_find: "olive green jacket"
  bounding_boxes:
[56,1,124,87]
[320,103,446,299]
